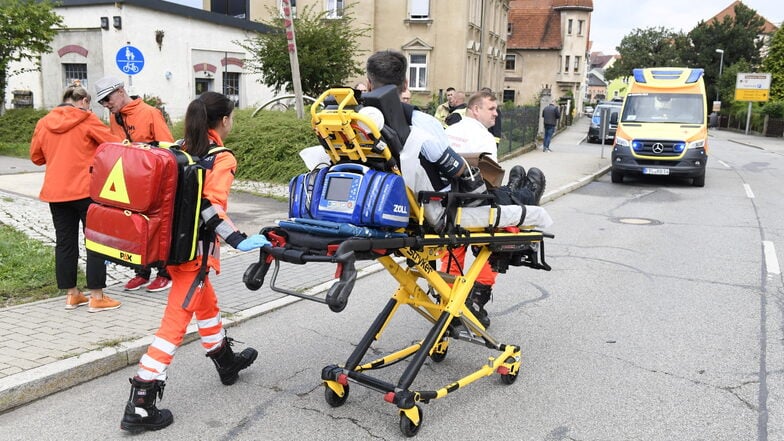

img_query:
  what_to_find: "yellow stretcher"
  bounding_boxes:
[243,87,553,437]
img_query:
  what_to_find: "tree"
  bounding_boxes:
[238,4,371,98]
[762,26,784,101]
[604,27,688,81]
[0,0,63,114]
[686,2,765,92]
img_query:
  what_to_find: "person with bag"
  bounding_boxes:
[30,81,124,312]
[120,92,270,433]
[94,75,175,292]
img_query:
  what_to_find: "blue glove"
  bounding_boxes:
[237,234,271,251]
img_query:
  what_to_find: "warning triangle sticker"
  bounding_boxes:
[99,157,130,204]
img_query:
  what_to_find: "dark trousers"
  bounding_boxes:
[49,198,106,290]
[135,264,170,280]
[543,124,556,149]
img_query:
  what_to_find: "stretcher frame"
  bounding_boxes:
[243,87,553,437]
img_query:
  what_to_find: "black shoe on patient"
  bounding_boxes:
[507,166,526,191]
[523,167,546,206]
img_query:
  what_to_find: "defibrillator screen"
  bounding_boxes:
[325,177,353,202]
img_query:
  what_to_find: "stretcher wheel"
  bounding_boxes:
[324,383,349,407]
[243,263,263,291]
[500,356,518,385]
[399,404,423,437]
[430,348,447,363]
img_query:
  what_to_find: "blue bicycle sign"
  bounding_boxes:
[115,46,144,76]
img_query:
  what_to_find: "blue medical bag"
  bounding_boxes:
[288,163,410,228]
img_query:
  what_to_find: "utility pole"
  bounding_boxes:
[282,0,304,119]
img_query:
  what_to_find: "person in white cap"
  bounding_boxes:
[94,75,175,293]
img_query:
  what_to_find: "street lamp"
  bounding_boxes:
[715,48,724,103]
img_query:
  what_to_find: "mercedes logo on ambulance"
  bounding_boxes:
[651,143,665,154]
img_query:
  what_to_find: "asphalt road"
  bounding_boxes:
[2,136,783,440]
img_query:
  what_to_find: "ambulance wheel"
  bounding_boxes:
[611,170,623,183]
[324,384,349,407]
[243,263,262,291]
[500,356,518,385]
[399,405,423,437]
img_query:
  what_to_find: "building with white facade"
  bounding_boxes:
[5,0,277,121]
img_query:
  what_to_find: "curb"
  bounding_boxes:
[0,260,389,413]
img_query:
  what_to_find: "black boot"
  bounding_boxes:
[507,165,526,191]
[120,377,173,433]
[207,337,258,385]
[523,167,546,206]
[466,283,493,328]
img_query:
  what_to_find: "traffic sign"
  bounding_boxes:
[735,89,769,102]
[115,45,144,75]
[734,72,771,102]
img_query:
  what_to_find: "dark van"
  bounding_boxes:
[587,101,622,143]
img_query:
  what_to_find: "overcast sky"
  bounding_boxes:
[166,1,783,55]
[590,0,784,54]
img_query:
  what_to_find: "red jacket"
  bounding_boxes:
[30,105,122,202]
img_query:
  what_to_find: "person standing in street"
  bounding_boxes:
[120,91,270,433]
[30,81,124,312]
[94,76,175,293]
[541,100,561,152]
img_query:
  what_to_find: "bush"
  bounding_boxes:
[0,108,47,143]
[762,101,784,118]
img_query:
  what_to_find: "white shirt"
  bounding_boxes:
[444,116,498,161]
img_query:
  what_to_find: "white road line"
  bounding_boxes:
[744,184,755,198]
[718,160,730,168]
[763,241,780,275]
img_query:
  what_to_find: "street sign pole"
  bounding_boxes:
[746,102,752,135]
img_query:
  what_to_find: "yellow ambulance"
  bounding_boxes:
[611,67,708,187]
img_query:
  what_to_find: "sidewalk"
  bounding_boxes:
[4,116,771,413]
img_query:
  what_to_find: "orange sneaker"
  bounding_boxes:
[65,292,90,310]
[88,295,122,313]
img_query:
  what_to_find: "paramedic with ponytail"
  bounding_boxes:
[120,91,269,433]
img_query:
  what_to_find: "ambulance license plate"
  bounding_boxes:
[643,168,669,175]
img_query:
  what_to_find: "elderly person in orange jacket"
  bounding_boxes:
[95,76,175,293]
[30,82,123,312]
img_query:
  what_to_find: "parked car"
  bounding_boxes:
[583,105,594,116]
[587,101,623,143]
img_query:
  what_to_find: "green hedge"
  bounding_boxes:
[0,107,314,184]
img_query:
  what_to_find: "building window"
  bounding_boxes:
[325,0,343,19]
[502,89,515,103]
[409,0,429,20]
[564,56,570,73]
[408,53,427,90]
[507,22,513,36]
[574,56,580,73]
[578,20,585,36]
[505,54,516,70]
[211,0,248,19]
[223,72,240,107]
[195,78,212,95]
[567,19,573,35]
[63,63,87,87]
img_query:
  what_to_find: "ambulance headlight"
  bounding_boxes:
[687,139,706,150]
[615,136,631,148]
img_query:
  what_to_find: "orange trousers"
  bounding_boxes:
[439,246,498,287]
[136,261,225,381]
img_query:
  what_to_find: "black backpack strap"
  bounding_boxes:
[114,112,133,141]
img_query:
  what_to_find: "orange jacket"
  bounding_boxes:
[110,98,174,143]
[30,105,122,202]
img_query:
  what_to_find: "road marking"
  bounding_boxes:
[763,241,780,275]
[744,184,755,198]
[718,160,730,168]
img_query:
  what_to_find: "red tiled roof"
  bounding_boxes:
[508,0,562,50]
[708,1,778,34]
